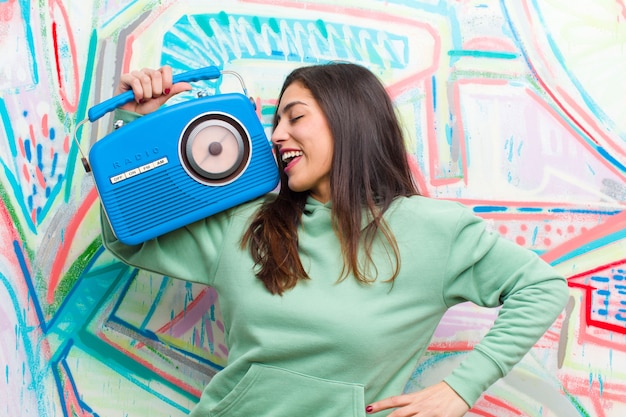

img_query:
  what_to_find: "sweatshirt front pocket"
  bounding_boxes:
[210,363,366,417]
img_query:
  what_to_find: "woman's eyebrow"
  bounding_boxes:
[277,100,308,118]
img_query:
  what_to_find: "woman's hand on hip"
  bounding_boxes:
[115,65,192,115]
[365,381,470,417]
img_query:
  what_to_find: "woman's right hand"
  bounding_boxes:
[115,65,192,115]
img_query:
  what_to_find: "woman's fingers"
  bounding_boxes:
[113,65,191,114]
[366,382,470,417]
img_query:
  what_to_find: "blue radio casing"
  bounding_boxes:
[89,91,279,245]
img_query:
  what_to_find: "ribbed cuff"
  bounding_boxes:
[443,347,504,406]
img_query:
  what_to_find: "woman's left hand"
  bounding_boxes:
[365,381,470,417]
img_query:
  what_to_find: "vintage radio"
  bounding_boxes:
[77,67,279,245]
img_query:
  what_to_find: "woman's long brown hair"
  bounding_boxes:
[241,63,419,295]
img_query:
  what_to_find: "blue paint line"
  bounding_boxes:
[473,206,508,212]
[548,208,623,215]
[431,76,437,111]
[550,227,626,265]
[64,29,99,203]
[105,275,225,370]
[517,207,542,212]
[13,240,47,332]
[596,145,626,173]
[0,272,47,417]
[528,0,623,140]
[51,153,58,177]
[75,329,193,413]
[24,139,32,161]
[108,266,140,318]
[446,4,465,63]
[169,343,224,372]
[36,143,43,171]
[162,13,411,70]
[47,249,126,362]
[448,50,519,59]
[139,275,170,332]
[108,313,165,346]
[50,342,101,416]
[471,205,622,214]
[50,340,77,417]
[35,170,66,223]
[0,99,18,157]
[45,253,200,412]
[19,0,38,85]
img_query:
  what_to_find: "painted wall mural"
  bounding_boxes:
[1,0,624,416]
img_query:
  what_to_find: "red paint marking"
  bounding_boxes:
[0,198,20,255]
[52,21,63,87]
[35,166,46,188]
[467,408,497,417]
[427,340,474,352]
[0,0,18,22]
[41,113,49,137]
[569,274,626,337]
[63,135,70,154]
[483,395,523,415]
[29,123,36,147]
[18,136,25,157]
[97,330,203,398]
[122,34,136,74]
[47,186,98,304]
[22,164,30,182]
[135,286,217,349]
[463,36,517,53]
[560,373,626,417]
[57,362,96,417]
[542,210,626,264]
[50,0,80,112]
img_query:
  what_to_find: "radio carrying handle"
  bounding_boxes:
[74,66,251,173]
[86,66,238,122]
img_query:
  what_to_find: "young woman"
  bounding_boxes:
[102,63,569,417]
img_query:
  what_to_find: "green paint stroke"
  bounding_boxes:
[46,237,102,316]
[0,179,29,247]
[563,386,591,417]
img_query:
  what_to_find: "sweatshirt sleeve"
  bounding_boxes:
[101,205,235,286]
[441,205,569,406]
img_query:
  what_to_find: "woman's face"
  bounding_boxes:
[271,82,334,203]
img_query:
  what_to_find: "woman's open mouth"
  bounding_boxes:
[281,150,303,171]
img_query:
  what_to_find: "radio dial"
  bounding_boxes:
[181,115,250,184]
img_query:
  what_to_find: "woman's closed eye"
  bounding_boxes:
[290,115,303,123]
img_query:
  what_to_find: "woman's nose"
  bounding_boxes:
[271,122,287,145]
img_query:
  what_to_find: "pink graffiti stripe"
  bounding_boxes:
[50,0,79,112]
[47,187,99,304]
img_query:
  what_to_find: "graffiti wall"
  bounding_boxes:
[1,0,624,416]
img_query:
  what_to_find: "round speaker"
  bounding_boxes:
[180,113,251,185]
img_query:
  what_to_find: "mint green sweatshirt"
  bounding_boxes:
[102,192,568,417]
